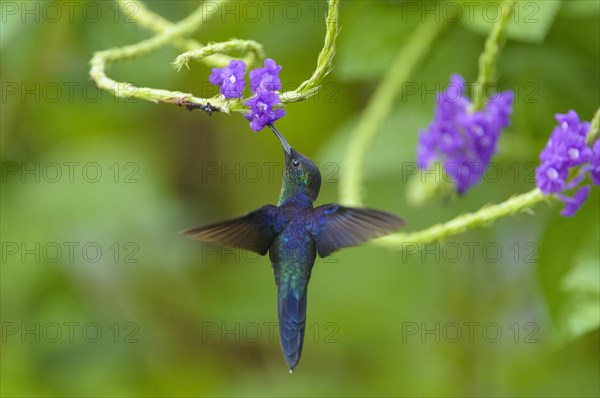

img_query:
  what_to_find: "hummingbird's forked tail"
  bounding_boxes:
[277,288,307,372]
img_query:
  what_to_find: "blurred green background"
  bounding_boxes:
[1,1,599,396]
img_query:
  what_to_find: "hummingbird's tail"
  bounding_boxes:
[277,288,307,372]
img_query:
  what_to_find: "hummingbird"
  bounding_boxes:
[182,125,404,372]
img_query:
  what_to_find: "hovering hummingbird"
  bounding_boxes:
[182,125,404,372]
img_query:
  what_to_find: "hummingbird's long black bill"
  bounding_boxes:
[268,124,292,155]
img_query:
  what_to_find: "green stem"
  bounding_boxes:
[586,107,600,146]
[173,41,265,72]
[472,0,516,110]
[90,2,227,107]
[283,0,340,99]
[374,189,546,248]
[339,20,446,207]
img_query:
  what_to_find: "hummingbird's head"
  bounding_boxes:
[270,125,321,202]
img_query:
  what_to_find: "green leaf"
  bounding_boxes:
[460,0,562,44]
[538,191,600,338]
[559,233,600,339]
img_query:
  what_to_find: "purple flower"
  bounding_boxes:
[536,163,568,194]
[538,110,592,183]
[558,185,591,217]
[535,110,597,217]
[244,88,286,131]
[417,74,514,194]
[209,60,246,99]
[249,58,282,93]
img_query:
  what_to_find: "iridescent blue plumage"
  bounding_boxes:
[270,196,316,371]
[183,125,404,372]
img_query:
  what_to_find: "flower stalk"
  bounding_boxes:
[374,189,546,248]
[472,0,516,111]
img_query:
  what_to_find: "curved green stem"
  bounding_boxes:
[281,0,340,100]
[91,0,340,113]
[90,2,226,107]
[120,0,198,51]
[374,189,546,248]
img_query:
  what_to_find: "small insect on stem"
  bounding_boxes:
[177,98,218,116]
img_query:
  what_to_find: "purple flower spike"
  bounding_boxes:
[244,89,286,131]
[249,58,282,93]
[536,110,597,216]
[538,110,592,174]
[209,60,246,99]
[416,74,514,194]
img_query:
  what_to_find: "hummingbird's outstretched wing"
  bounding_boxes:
[181,205,288,255]
[307,204,404,257]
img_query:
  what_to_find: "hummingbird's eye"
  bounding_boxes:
[292,160,300,168]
